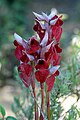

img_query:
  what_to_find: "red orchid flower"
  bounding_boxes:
[18,63,32,87]
[46,74,55,92]
[52,26,62,42]
[35,69,49,83]
[35,59,49,70]
[27,36,40,54]
[14,9,63,92]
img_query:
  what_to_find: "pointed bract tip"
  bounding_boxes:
[32,11,36,15]
[50,65,60,74]
[40,30,48,47]
[51,8,57,14]
[33,11,44,20]
[14,33,23,44]
[42,12,49,22]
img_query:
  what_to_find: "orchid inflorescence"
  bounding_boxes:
[13,9,63,120]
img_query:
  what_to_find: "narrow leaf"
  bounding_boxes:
[6,116,17,120]
[0,104,6,117]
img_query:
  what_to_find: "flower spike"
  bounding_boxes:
[14,9,63,89]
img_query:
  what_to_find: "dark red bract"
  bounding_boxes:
[35,69,49,83]
[35,59,49,70]
[33,20,45,39]
[27,37,40,54]
[18,63,32,87]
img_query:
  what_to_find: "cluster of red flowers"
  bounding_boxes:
[14,10,63,92]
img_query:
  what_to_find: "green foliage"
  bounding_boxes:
[0,0,33,50]
[6,116,17,120]
[11,92,34,120]
[0,0,33,87]
[0,0,80,119]
[49,48,80,120]
[64,105,80,120]
[0,104,17,120]
[0,104,6,117]
[50,95,62,120]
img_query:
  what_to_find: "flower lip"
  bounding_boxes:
[39,59,44,64]
[27,37,40,54]
[33,20,45,40]
[14,45,25,61]
[14,40,19,46]
[35,69,49,83]
[35,59,49,70]
[54,43,62,53]
[31,40,35,45]
[29,37,39,46]
[20,54,29,63]
[18,63,32,76]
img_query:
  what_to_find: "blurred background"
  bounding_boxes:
[0,0,80,119]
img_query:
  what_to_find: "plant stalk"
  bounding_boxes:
[47,92,50,120]
[31,62,38,120]
[33,87,38,120]
[29,87,45,120]
[40,83,44,120]
[31,79,38,120]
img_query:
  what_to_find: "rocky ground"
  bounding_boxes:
[0,85,18,118]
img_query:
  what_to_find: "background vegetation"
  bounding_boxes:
[0,0,80,119]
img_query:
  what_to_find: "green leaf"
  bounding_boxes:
[50,109,54,120]
[6,116,17,120]
[0,104,6,117]
[14,96,20,107]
